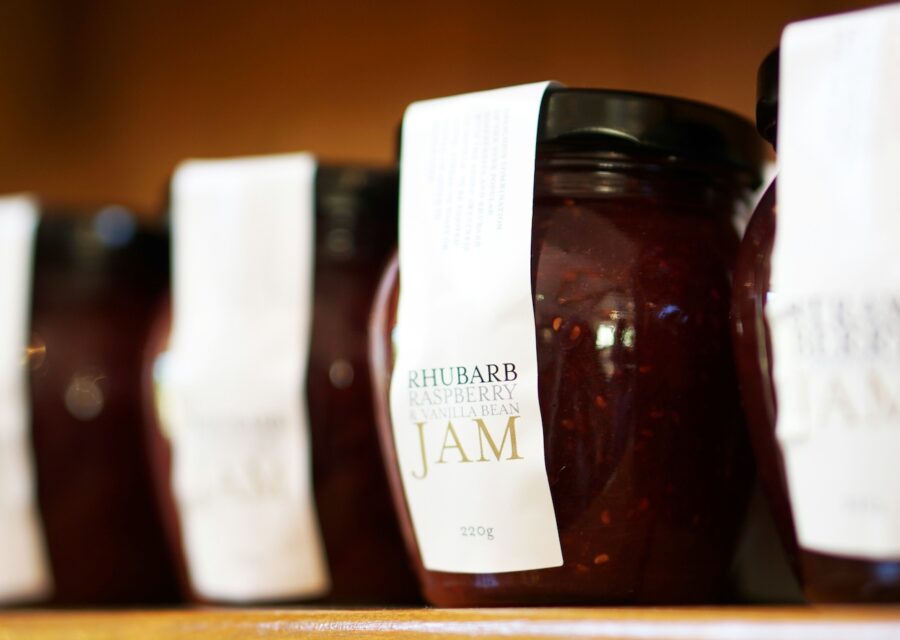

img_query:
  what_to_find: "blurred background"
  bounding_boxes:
[0,0,885,215]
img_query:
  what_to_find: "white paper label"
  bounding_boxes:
[0,195,52,603]
[389,82,562,574]
[771,5,900,560]
[164,154,329,600]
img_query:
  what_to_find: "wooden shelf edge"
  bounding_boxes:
[3,606,900,639]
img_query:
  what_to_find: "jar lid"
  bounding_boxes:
[36,205,167,273]
[315,165,397,221]
[756,48,779,148]
[538,88,764,178]
[315,164,398,261]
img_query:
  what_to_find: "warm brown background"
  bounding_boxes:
[0,0,886,214]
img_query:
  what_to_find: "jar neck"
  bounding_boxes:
[534,147,756,212]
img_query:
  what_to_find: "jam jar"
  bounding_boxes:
[731,48,799,571]
[370,89,764,606]
[29,206,179,604]
[732,49,900,603]
[142,165,419,604]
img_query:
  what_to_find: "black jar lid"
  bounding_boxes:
[316,165,397,220]
[315,164,398,261]
[35,204,168,274]
[538,88,764,179]
[755,48,779,148]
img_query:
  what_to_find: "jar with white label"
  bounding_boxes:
[731,48,801,575]
[143,162,418,604]
[370,88,763,606]
[732,37,900,602]
[28,207,179,604]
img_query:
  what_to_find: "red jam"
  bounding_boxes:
[306,167,418,603]
[735,181,900,602]
[731,180,797,558]
[370,89,763,606]
[142,165,418,603]
[29,208,178,604]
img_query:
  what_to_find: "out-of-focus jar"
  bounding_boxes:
[142,165,418,603]
[370,89,763,606]
[29,206,179,604]
[732,48,900,603]
[731,48,799,571]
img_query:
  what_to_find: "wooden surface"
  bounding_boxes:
[2,607,900,639]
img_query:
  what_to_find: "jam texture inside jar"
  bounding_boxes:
[371,89,763,606]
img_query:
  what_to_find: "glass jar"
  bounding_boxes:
[29,206,179,604]
[732,49,900,602]
[370,89,763,606]
[731,48,799,572]
[142,165,418,603]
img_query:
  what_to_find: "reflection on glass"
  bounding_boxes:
[63,373,105,421]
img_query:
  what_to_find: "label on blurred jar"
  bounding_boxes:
[163,154,329,601]
[0,195,52,603]
[771,5,900,560]
[390,82,562,573]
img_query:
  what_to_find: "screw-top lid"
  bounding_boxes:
[314,165,398,262]
[537,88,764,180]
[36,205,167,274]
[756,48,779,148]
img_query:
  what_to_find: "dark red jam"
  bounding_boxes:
[731,180,797,560]
[370,89,763,606]
[142,165,418,604]
[732,49,900,602]
[29,207,178,605]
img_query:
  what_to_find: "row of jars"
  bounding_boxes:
[0,38,897,606]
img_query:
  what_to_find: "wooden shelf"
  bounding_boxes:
[3,606,900,639]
